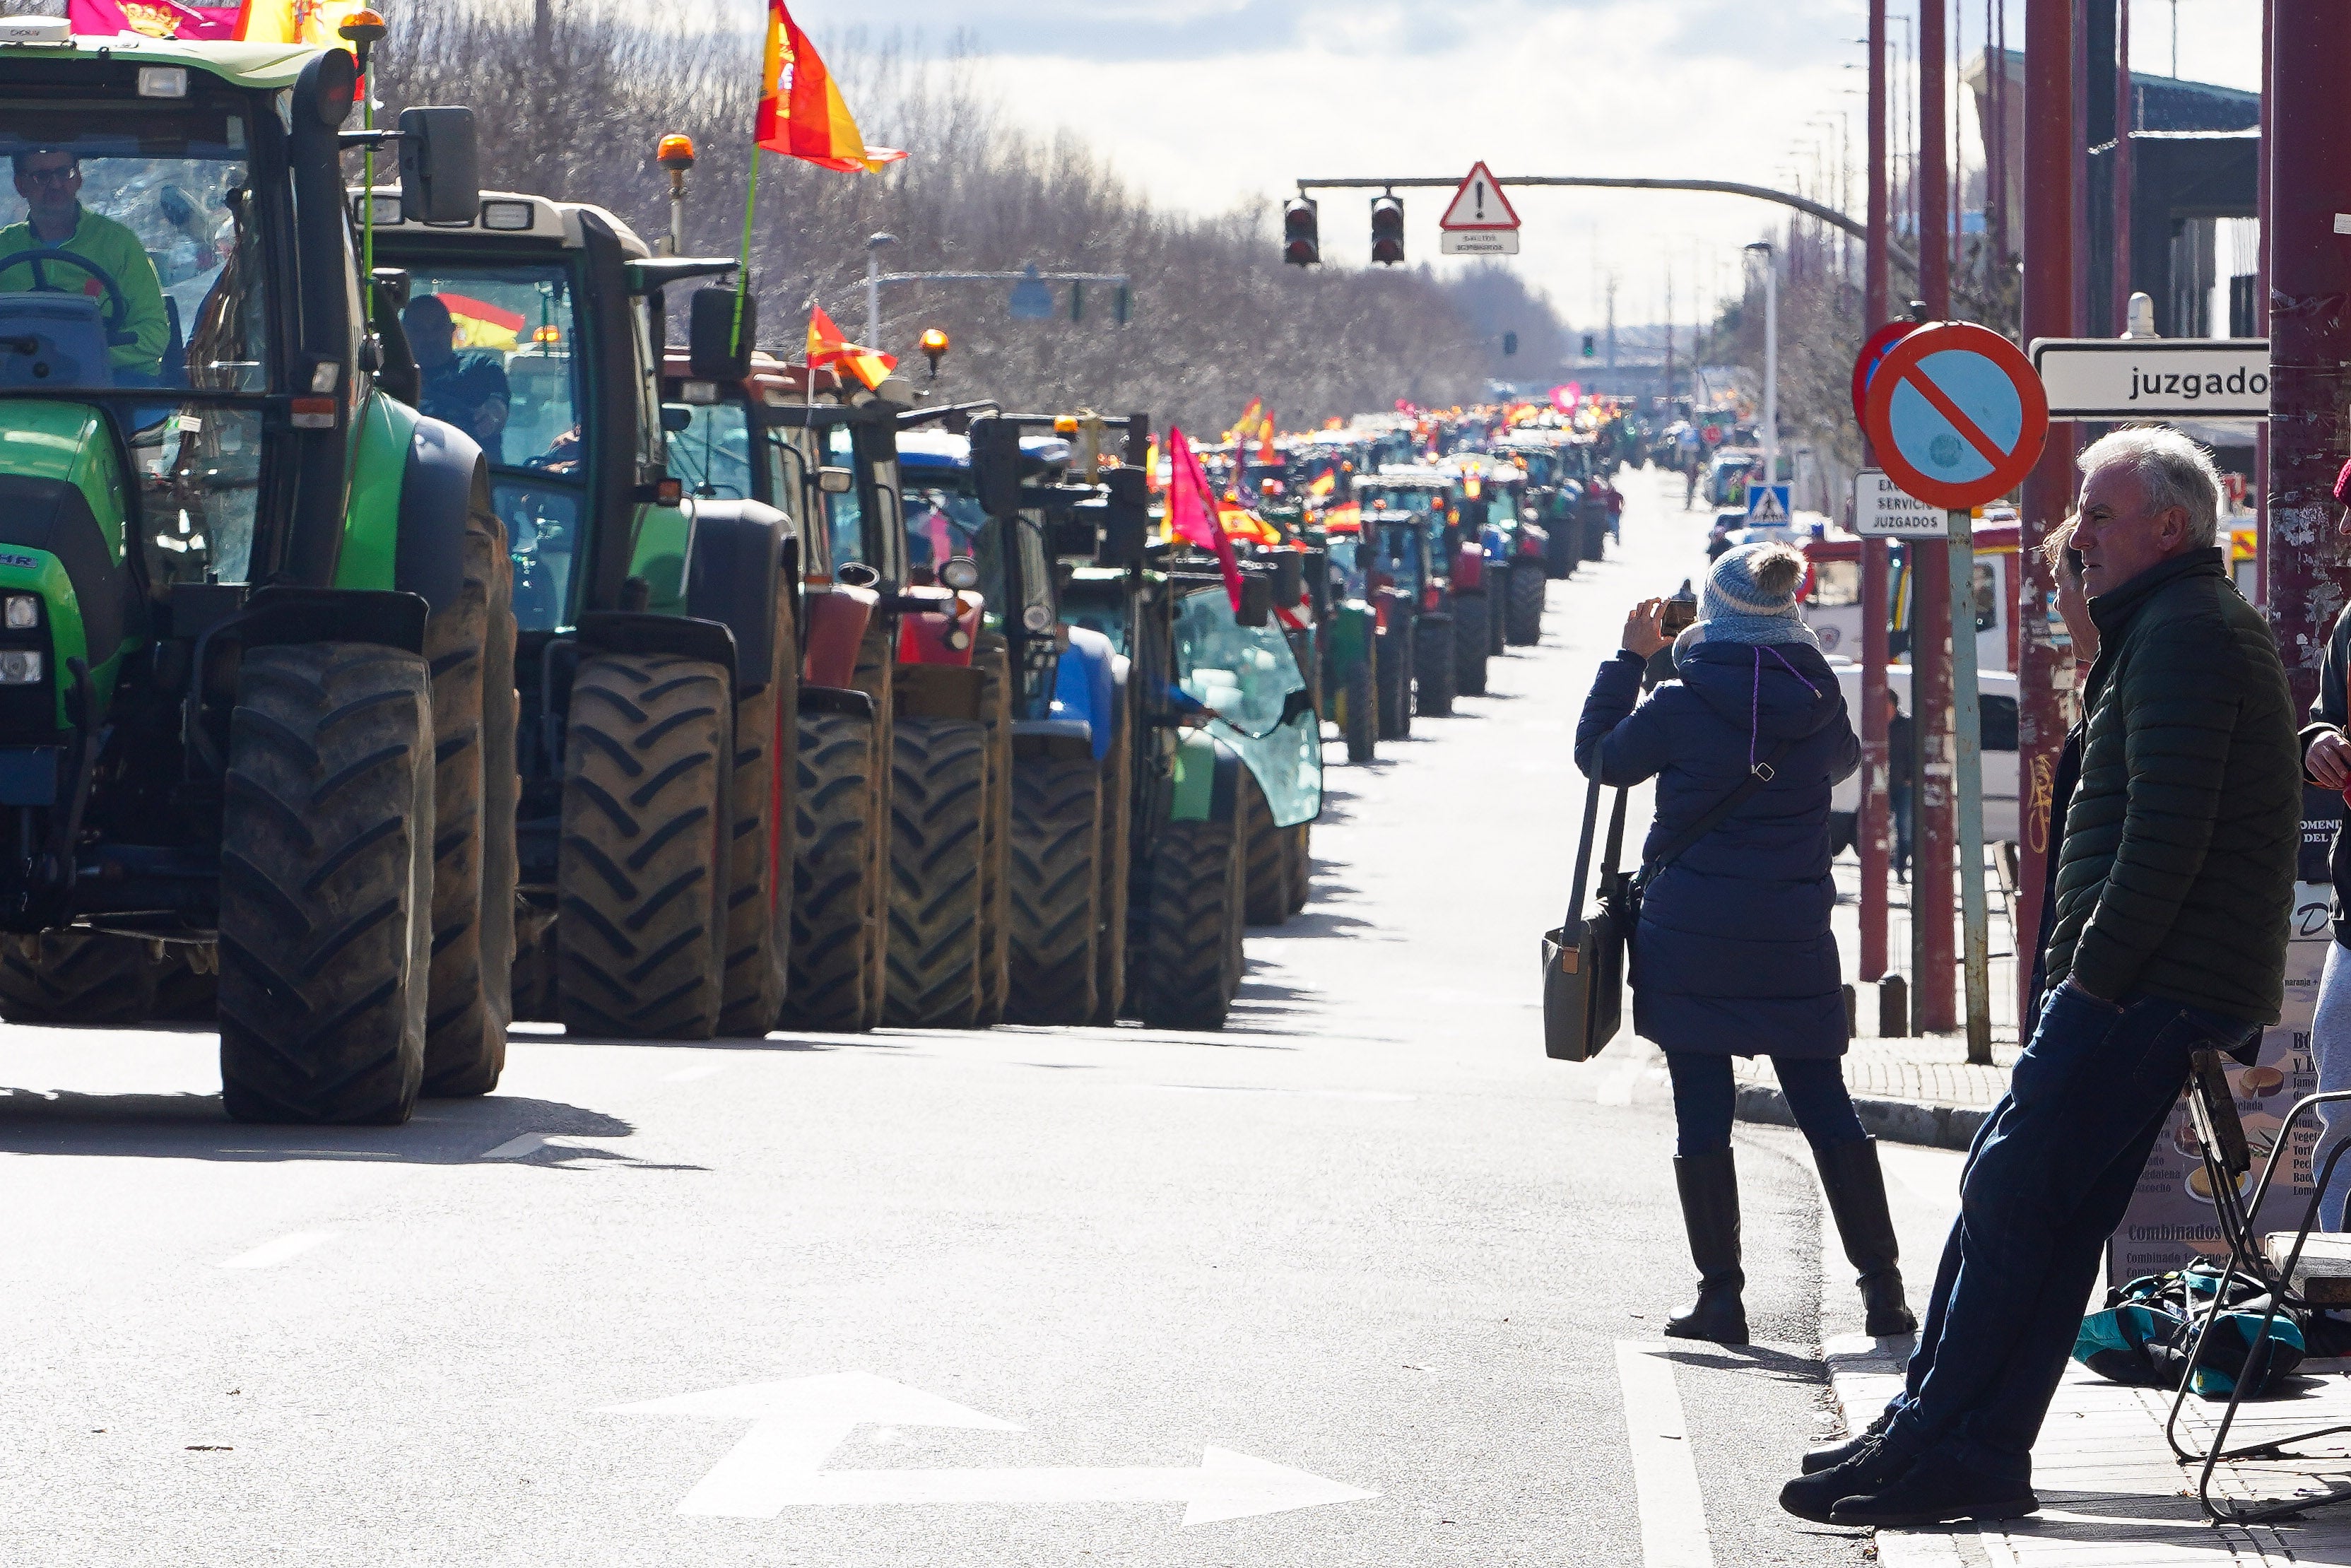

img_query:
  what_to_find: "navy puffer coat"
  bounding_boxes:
[1574,640,1859,1058]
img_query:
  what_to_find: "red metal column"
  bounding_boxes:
[1860,0,1892,984]
[2266,1,2351,705]
[1914,0,1959,1032]
[2014,0,2074,1025]
[2109,0,2132,332]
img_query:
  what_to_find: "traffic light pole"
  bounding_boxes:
[1914,0,1962,1044]
[862,267,1134,346]
[1859,0,1892,990]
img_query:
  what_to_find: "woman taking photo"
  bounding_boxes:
[1574,541,1914,1345]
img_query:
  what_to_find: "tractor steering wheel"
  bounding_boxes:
[0,248,137,347]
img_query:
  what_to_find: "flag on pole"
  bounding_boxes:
[1165,427,1244,611]
[755,1,907,174]
[806,304,897,391]
[1256,417,1277,465]
[69,0,239,39]
[1225,397,1262,445]
[234,0,370,45]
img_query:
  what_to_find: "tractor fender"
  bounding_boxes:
[577,610,737,688]
[684,498,790,697]
[1452,541,1485,591]
[391,412,483,618]
[1050,625,1117,763]
[1167,729,1239,825]
[802,584,877,689]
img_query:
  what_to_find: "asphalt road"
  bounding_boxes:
[0,466,1873,1567]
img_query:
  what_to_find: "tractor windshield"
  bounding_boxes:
[664,393,753,500]
[398,262,583,629]
[1172,586,1321,828]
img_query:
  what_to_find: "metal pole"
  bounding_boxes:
[2265,0,2351,710]
[1860,0,1892,986]
[2015,0,2075,1027]
[866,249,882,347]
[1950,509,1993,1061]
[1762,246,1779,485]
[2111,0,2133,334]
[1915,0,1960,1034]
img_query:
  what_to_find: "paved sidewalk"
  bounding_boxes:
[1736,1025,2016,1148]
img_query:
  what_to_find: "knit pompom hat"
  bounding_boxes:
[1677,540,1819,656]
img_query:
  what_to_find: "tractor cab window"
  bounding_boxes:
[664,394,751,500]
[1172,585,1322,829]
[818,420,871,575]
[1516,451,1559,486]
[1372,519,1424,590]
[398,263,582,629]
[900,465,986,582]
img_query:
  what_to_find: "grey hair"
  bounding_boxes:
[2077,425,2224,548]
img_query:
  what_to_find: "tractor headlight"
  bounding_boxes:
[3,596,36,630]
[0,649,43,684]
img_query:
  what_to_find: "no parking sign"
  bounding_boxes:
[1860,322,2049,512]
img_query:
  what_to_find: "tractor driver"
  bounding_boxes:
[402,293,511,464]
[0,150,171,382]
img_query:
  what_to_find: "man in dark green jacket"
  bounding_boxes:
[1784,427,2300,1528]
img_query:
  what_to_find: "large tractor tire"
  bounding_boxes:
[973,640,1013,1027]
[778,705,886,1032]
[218,643,434,1125]
[1487,577,1508,656]
[1505,561,1546,646]
[1283,823,1312,916]
[1374,628,1412,742]
[555,653,731,1041]
[1223,770,1251,1004]
[1003,753,1100,1025]
[420,497,517,1097]
[509,906,556,1022]
[717,591,796,1037]
[1090,679,1133,1027]
[883,716,988,1029]
[1545,512,1577,579]
[1129,810,1244,1032]
[0,931,159,1025]
[851,623,897,1032]
[1414,616,1457,718]
[1454,592,1491,697]
[1340,653,1375,765]
[1242,771,1288,927]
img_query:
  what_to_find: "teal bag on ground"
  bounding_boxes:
[2073,1263,2306,1401]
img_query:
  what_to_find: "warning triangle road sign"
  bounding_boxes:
[1439,162,1521,230]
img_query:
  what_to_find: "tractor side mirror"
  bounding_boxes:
[1269,551,1303,606]
[1280,687,1315,726]
[397,107,479,225]
[1048,508,1101,561]
[816,466,855,495]
[972,419,1023,518]
[1235,571,1273,628]
[660,405,693,434]
[1098,468,1148,569]
[688,285,755,381]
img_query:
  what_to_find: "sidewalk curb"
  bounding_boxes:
[1736,1083,1987,1150]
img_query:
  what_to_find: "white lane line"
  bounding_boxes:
[662,1061,730,1083]
[1614,1341,1714,1568]
[218,1230,332,1270]
[480,1132,553,1160]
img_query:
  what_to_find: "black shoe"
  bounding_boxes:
[1816,1138,1918,1338]
[1778,1435,1911,1523]
[1802,1409,1892,1475]
[1827,1451,2038,1527]
[1664,1147,1747,1345]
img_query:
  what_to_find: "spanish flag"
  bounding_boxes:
[806,304,896,391]
[1256,417,1277,465]
[1226,397,1262,445]
[1308,471,1337,499]
[234,0,369,45]
[756,1,906,174]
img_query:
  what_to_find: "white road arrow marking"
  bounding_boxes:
[604,1373,1377,1526]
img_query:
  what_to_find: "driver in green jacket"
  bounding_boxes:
[0,149,170,382]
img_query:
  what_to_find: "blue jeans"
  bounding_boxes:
[1879,983,2257,1485]
[1666,1049,1866,1158]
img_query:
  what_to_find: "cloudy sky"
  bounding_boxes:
[782,0,2261,332]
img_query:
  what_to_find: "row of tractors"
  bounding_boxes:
[0,30,1325,1124]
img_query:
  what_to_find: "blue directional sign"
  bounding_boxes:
[1008,263,1054,322]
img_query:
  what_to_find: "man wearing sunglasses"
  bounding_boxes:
[0,148,170,382]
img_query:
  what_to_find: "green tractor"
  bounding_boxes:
[370,196,797,1042]
[0,30,514,1120]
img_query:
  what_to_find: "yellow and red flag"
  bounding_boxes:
[438,291,525,353]
[1256,418,1277,465]
[756,1,906,174]
[1225,397,1262,445]
[1308,471,1337,499]
[235,0,369,45]
[806,304,896,391]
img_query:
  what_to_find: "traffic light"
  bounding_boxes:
[1502,331,1519,357]
[1283,196,1320,266]
[1581,333,1597,359]
[1114,283,1133,325]
[1369,195,1405,266]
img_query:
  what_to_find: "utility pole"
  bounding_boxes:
[2266,3,2351,711]
[1663,269,1675,411]
[1606,277,1618,372]
[1749,242,1778,485]
[2014,0,2074,1030]
[864,232,897,348]
[1914,0,1960,1035]
[2111,0,2132,334]
[1860,0,1892,989]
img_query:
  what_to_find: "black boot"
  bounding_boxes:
[1816,1136,1917,1338]
[1802,1409,1891,1474]
[1664,1147,1747,1345]
[1778,1432,1912,1523]
[1828,1449,2038,1526]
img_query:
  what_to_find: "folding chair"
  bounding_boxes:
[2160,1057,2351,1523]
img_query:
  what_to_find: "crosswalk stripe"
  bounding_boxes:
[1615,1340,1714,1568]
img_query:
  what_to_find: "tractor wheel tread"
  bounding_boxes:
[882,716,987,1030]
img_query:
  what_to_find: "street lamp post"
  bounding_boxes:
[1746,240,1778,486]
[864,232,897,346]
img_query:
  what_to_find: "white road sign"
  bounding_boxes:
[607,1372,1378,1526]
[1439,160,1520,255]
[1854,468,1951,538]
[2028,337,2270,418]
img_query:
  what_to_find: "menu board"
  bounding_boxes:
[2107,788,2344,1287]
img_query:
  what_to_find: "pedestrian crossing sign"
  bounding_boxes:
[1745,483,1792,524]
